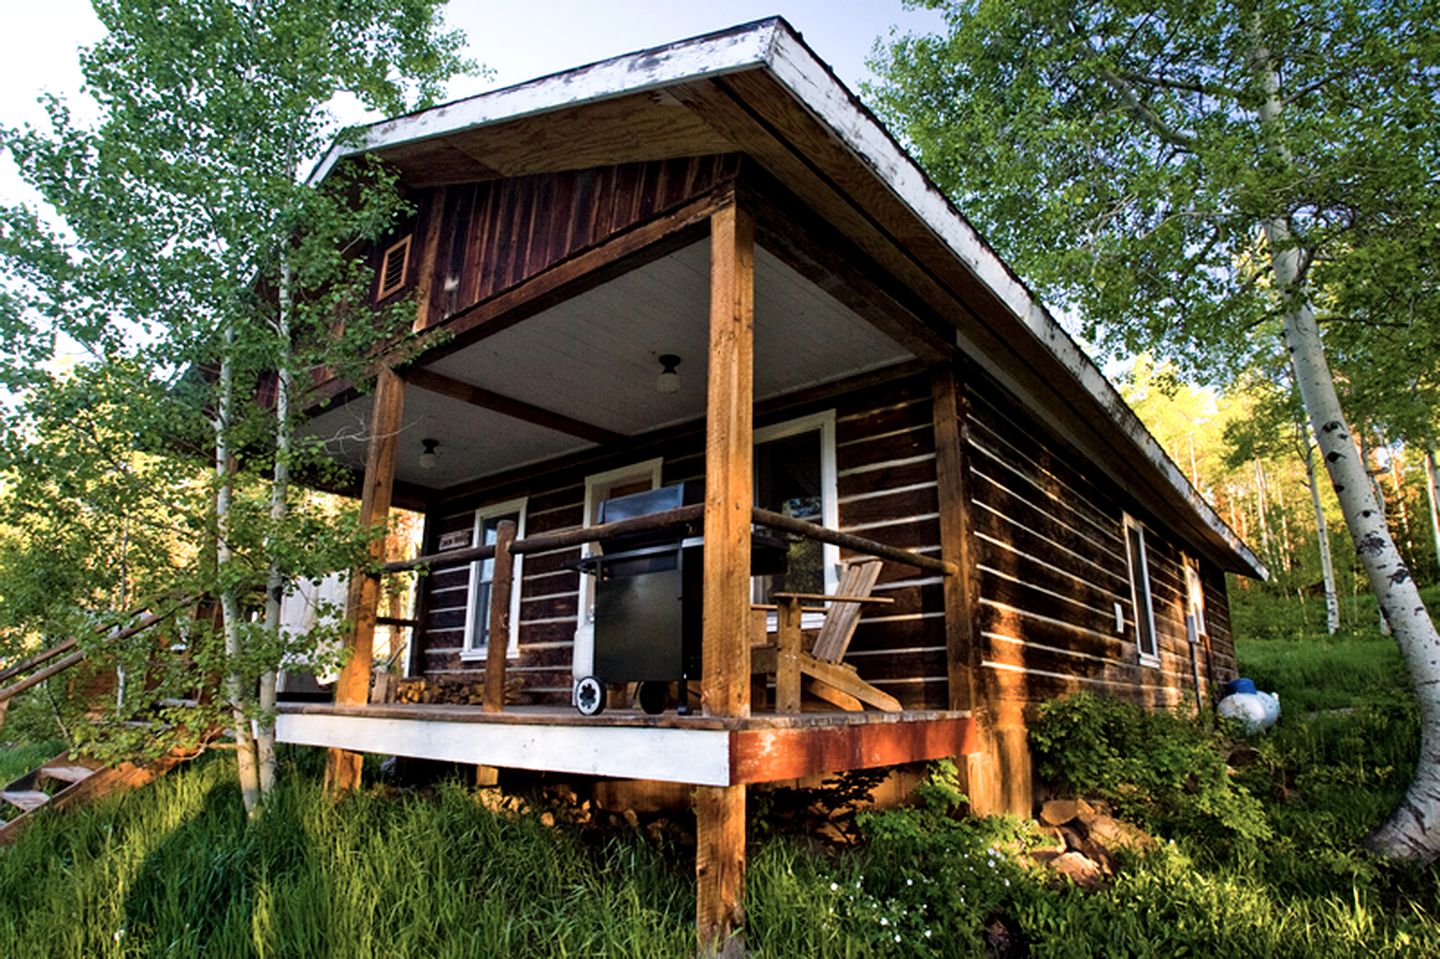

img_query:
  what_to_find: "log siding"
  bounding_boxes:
[408,364,1236,713]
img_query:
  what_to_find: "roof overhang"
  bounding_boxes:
[307,17,1266,580]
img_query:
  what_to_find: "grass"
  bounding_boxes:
[0,738,64,784]
[0,586,1436,956]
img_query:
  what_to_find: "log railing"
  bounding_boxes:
[0,600,194,707]
[380,503,950,712]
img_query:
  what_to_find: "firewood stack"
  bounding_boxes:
[395,676,529,706]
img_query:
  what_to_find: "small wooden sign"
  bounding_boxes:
[438,530,472,551]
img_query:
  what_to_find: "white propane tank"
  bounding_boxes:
[1217,678,1281,732]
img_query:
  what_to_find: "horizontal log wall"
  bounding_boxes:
[412,372,947,707]
[411,362,1239,712]
[964,364,1237,713]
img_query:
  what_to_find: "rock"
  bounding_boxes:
[1051,851,1104,889]
[1039,798,1094,826]
[1069,813,1157,871]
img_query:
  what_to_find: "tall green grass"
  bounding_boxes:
[0,755,695,958]
[1,584,1438,956]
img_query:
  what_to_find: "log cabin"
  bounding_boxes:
[274,18,1266,953]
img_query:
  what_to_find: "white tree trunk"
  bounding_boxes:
[1305,444,1340,635]
[256,256,294,799]
[1425,448,1440,579]
[1254,30,1440,861]
[216,327,262,816]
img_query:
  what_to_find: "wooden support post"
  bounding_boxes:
[774,598,802,714]
[701,201,754,720]
[483,519,517,714]
[931,364,979,713]
[696,784,746,959]
[325,366,405,793]
[932,363,993,810]
[697,200,753,957]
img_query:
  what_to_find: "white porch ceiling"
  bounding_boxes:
[300,240,911,490]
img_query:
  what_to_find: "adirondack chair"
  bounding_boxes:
[751,558,902,713]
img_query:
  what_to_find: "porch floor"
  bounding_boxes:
[276,703,974,787]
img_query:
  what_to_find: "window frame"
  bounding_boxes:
[375,234,412,301]
[753,409,840,615]
[1122,513,1160,667]
[1183,554,1208,645]
[460,496,527,660]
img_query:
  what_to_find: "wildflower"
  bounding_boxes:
[880,917,889,926]
[830,882,839,891]
[894,934,902,943]
[906,878,914,886]
[925,929,933,939]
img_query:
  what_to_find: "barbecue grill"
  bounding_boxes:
[572,483,787,716]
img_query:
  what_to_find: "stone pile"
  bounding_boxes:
[1030,798,1157,888]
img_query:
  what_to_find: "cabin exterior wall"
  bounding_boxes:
[964,362,1237,712]
[411,370,947,707]
[373,155,741,328]
[408,361,1236,721]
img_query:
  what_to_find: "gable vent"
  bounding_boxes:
[376,234,412,300]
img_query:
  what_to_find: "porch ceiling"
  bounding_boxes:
[299,239,911,490]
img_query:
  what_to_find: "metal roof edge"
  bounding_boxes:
[305,18,786,187]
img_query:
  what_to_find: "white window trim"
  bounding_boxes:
[1183,554,1208,644]
[572,458,664,683]
[460,496,527,661]
[1123,513,1160,668]
[754,410,839,624]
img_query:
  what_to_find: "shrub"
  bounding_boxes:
[1028,693,1271,846]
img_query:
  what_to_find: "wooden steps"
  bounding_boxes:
[1,790,52,813]
[0,747,197,844]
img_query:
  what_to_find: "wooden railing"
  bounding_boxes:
[0,600,194,711]
[379,504,951,713]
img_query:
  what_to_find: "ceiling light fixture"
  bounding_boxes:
[656,354,681,394]
[418,438,439,470]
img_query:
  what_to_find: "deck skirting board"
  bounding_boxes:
[275,708,973,786]
[277,711,733,785]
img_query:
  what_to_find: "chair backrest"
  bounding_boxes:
[811,559,884,663]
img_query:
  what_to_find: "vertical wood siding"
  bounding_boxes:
[414,156,740,326]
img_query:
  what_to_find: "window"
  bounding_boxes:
[462,497,526,659]
[375,234,412,300]
[754,411,839,605]
[1183,557,1208,645]
[1123,514,1159,665]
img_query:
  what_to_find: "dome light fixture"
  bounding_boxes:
[418,437,439,470]
[656,354,681,394]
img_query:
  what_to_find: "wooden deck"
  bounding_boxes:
[276,703,973,787]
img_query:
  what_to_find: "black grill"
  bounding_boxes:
[572,483,787,714]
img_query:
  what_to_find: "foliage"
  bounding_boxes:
[869,0,1440,383]
[0,0,471,805]
[1029,692,1273,846]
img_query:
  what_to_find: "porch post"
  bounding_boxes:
[325,365,406,792]
[930,363,990,808]
[697,199,753,958]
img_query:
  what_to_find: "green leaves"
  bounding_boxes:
[870,0,1440,387]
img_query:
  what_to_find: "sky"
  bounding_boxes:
[0,0,947,206]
